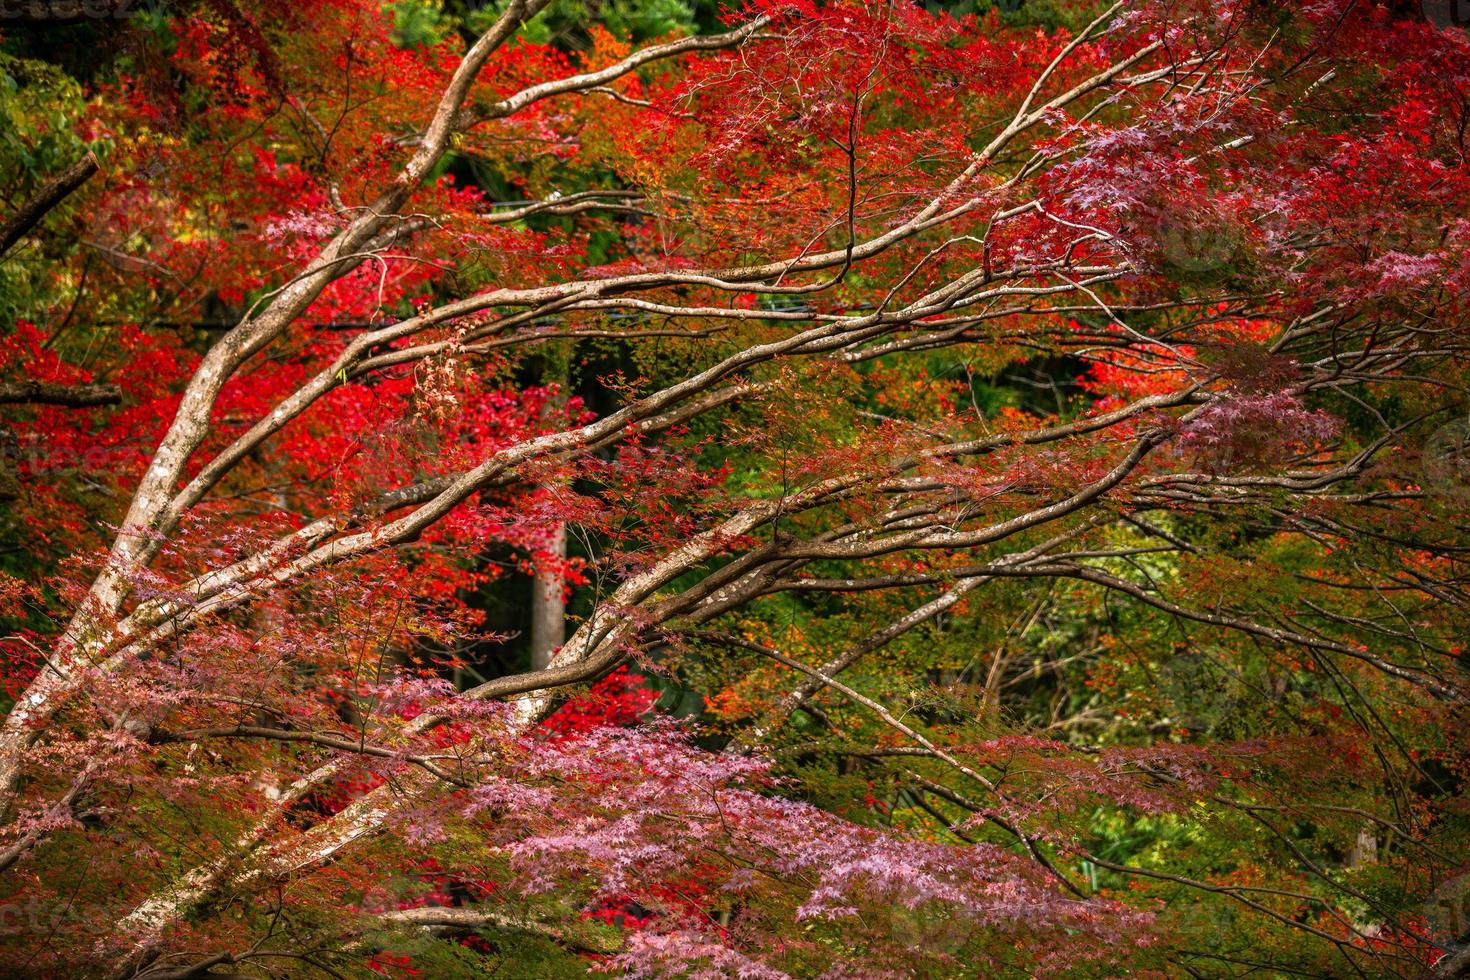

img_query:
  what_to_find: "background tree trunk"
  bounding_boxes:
[529,353,570,672]
[529,520,566,672]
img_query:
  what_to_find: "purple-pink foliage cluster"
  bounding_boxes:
[1179,389,1339,471]
[392,719,1160,977]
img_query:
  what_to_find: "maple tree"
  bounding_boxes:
[0,0,1468,976]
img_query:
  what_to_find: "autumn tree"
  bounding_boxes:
[0,1,1467,977]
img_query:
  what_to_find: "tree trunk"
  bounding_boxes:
[528,513,566,671]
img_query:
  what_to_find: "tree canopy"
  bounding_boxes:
[0,1,1468,977]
